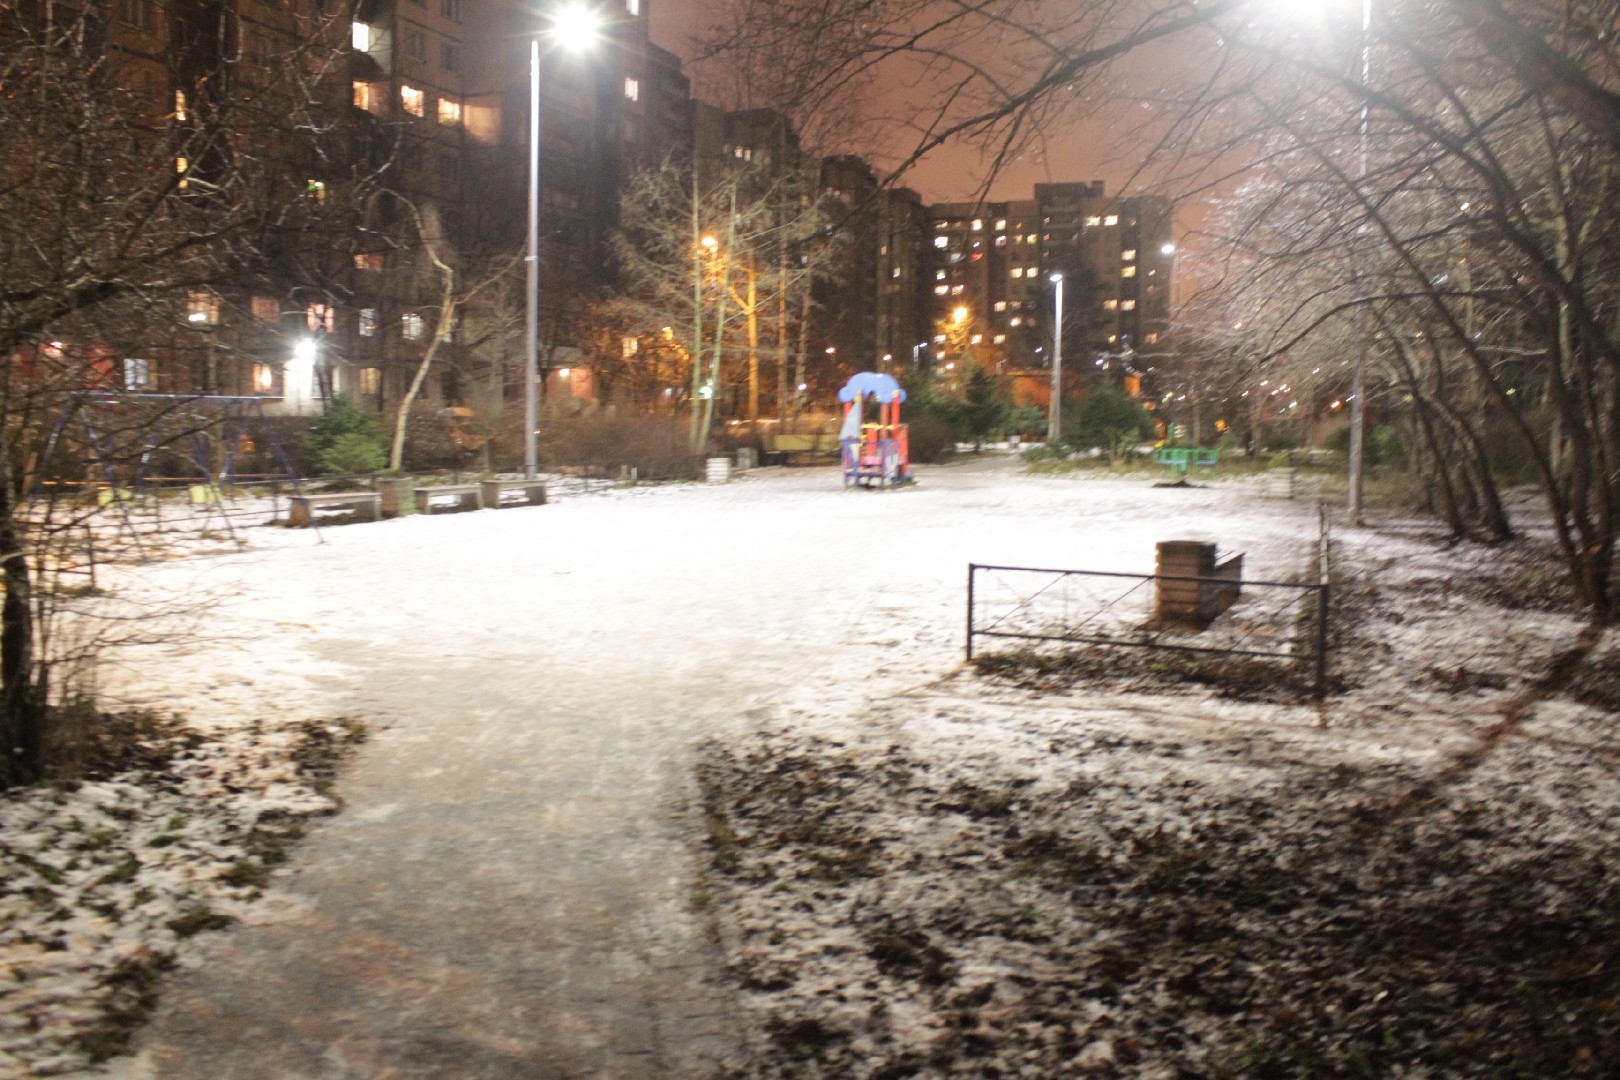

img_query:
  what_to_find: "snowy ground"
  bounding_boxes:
[0,455,1614,1077]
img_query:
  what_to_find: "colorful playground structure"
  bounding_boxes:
[838,372,911,488]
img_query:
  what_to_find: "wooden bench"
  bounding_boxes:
[413,484,483,515]
[287,491,382,528]
[480,479,548,509]
[764,432,839,465]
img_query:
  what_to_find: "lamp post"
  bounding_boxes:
[525,4,599,479]
[1347,0,1372,524]
[1049,273,1064,444]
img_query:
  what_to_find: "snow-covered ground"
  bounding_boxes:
[0,456,1613,1077]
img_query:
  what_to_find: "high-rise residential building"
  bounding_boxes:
[927,182,1173,396]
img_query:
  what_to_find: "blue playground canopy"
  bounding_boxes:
[837,372,906,404]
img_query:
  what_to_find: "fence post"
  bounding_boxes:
[966,564,976,662]
[1315,516,1331,697]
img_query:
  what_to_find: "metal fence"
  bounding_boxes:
[967,555,1330,696]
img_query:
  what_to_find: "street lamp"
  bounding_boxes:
[1049,273,1064,444]
[526,4,600,479]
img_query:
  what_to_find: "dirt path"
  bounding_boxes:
[99,457,1321,1079]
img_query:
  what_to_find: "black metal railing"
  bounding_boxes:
[967,559,1330,696]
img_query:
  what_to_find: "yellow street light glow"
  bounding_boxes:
[952,306,969,323]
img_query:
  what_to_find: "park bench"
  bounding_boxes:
[763,432,839,465]
[479,478,548,509]
[287,491,382,528]
[413,484,483,515]
[1153,446,1219,478]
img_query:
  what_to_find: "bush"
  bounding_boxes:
[1006,405,1047,439]
[1063,384,1155,460]
[543,412,696,480]
[907,412,958,464]
[1323,423,1403,467]
[304,395,387,476]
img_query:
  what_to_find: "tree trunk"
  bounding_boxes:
[0,457,43,788]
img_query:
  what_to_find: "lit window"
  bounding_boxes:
[353,81,377,110]
[934,334,947,344]
[174,89,188,121]
[624,77,639,101]
[994,236,1007,247]
[970,219,982,231]
[1085,215,1100,227]
[1104,215,1119,226]
[1026,234,1036,244]
[402,313,424,340]
[622,335,639,358]
[933,236,948,249]
[1121,299,1136,310]
[993,334,1006,344]
[401,85,425,117]
[438,98,462,125]
[351,21,370,51]
[360,368,382,394]
[994,219,1007,230]
[307,304,335,332]
[123,358,151,390]
[1122,266,1137,278]
[626,0,639,12]
[933,285,949,295]
[355,252,384,271]
[359,308,378,337]
[1009,317,1021,327]
[970,334,982,344]
[1122,249,1137,261]
[1010,268,1024,279]
[891,266,902,279]
[950,284,964,294]
[993,301,1007,312]
[252,364,276,392]
[186,291,220,325]
[175,156,189,188]
[251,296,280,322]
[935,270,946,280]
[1145,332,1159,344]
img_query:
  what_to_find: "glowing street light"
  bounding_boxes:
[526,3,600,479]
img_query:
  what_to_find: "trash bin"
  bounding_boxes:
[706,457,732,483]
[735,447,756,471]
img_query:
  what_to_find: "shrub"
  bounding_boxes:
[1323,423,1403,467]
[543,412,696,480]
[1063,384,1155,461]
[906,412,958,463]
[304,395,387,476]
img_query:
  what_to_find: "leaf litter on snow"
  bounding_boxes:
[698,499,1620,1079]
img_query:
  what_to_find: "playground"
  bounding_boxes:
[2,454,1613,1078]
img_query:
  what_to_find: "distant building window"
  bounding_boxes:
[950,284,964,295]
[438,98,462,125]
[970,334,983,344]
[1010,268,1024,279]
[402,313,424,340]
[401,85,425,116]
[994,236,1007,247]
[993,334,1006,344]
[933,285,948,296]
[1145,332,1159,344]
[351,21,371,51]
[994,219,1007,230]
[1009,317,1021,327]
[626,0,639,13]
[252,364,276,392]
[1122,266,1137,278]
[970,219,982,231]
[1121,299,1137,310]
[993,301,1007,312]
[403,29,426,62]
[622,335,639,358]
[251,296,280,322]
[359,367,382,395]
[624,77,639,101]
[355,253,384,271]
[359,308,379,337]
[174,90,188,121]
[1104,215,1119,226]
[935,270,946,280]
[891,266,902,279]
[441,0,461,20]
[441,43,461,72]
[933,236,948,249]
[1103,299,1118,311]
[1122,249,1137,261]
[123,358,151,390]
[307,304,335,333]
[1026,233,1037,243]
[186,291,220,325]
[353,81,378,110]
[1085,215,1101,227]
